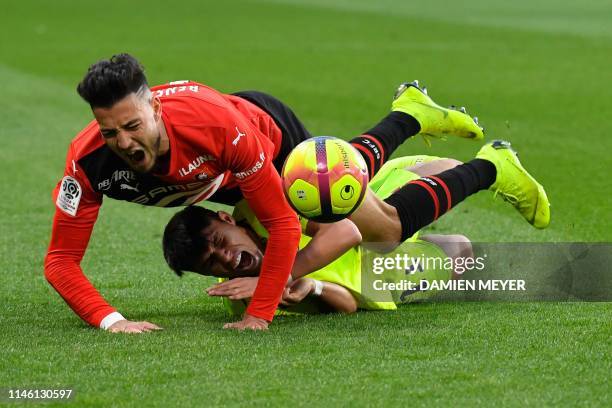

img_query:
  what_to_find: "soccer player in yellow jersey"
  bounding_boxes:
[162,141,549,314]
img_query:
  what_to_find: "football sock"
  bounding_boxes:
[384,159,496,241]
[350,112,420,178]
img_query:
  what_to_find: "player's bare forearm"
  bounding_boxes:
[317,281,358,313]
[293,219,362,280]
[282,278,358,314]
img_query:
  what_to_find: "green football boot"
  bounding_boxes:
[392,80,484,144]
[476,140,550,229]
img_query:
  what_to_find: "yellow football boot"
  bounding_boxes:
[392,80,484,144]
[476,140,550,228]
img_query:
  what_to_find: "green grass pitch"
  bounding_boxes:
[1,0,610,406]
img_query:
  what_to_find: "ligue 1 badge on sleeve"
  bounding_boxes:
[56,176,82,216]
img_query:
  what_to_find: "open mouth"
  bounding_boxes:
[233,251,256,272]
[127,150,145,165]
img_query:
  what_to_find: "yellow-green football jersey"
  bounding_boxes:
[222,155,451,315]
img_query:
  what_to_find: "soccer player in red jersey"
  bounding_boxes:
[44,53,489,332]
[45,55,304,332]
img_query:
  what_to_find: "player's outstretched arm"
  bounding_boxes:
[46,205,163,333]
[293,219,362,280]
[206,219,361,301]
[231,166,301,329]
[209,277,358,314]
[223,122,302,329]
[207,277,260,300]
[45,157,161,332]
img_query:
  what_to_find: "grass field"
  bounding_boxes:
[1,0,610,406]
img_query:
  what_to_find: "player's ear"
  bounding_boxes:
[217,211,236,225]
[152,95,162,121]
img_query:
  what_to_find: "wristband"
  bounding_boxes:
[99,312,126,330]
[312,279,324,297]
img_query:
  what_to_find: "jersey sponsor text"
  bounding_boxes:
[234,152,265,180]
[178,155,215,177]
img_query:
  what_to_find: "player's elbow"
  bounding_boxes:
[282,215,303,241]
[412,158,463,177]
[337,297,358,314]
[262,214,302,248]
[318,218,361,250]
[44,252,72,286]
[44,253,59,284]
[345,220,362,247]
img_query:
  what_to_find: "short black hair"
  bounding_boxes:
[77,53,149,108]
[163,206,219,276]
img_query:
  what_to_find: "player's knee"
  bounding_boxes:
[438,158,463,171]
[423,234,473,261]
[446,234,473,259]
[411,158,462,177]
[374,226,403,252]
[426,234,473,278]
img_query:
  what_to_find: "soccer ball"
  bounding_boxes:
[281,136,369,223]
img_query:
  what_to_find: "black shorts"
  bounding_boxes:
[208,90,312,206]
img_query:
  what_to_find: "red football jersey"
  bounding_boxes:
[45,81,301,327]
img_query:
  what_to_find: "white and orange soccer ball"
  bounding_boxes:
[281,136,369,223]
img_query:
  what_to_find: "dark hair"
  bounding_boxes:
[77,53,149,108]
[162,206,219,276]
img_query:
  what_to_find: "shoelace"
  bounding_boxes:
[493,189,520,206]
[419,133,447,148]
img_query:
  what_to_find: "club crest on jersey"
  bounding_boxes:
[179,155,214,177]
[56,176,82,216]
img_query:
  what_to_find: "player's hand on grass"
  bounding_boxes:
[206,277,258,300]
[108,320,162,334]
[223,313,269,331]
[280,278,315,306]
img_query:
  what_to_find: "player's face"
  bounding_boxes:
[193,213,264,278]
[93,93,166,173]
